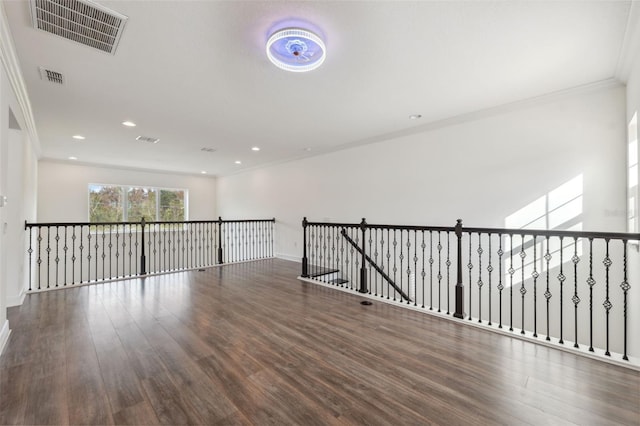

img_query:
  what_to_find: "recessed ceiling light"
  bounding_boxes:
[235,160,242,165]
[72,135,85,140]
[266,28,326,72]
[304,147,312,152]
[200,171,207,174]
[409,114,422,120]
[122,121,136,127]
[68,156,78,160]
[251,147,260,151]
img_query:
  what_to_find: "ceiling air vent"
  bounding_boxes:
[200,147,216,153]
[29,0,128,54]
[136,135,160,144]
[39,67,64,84]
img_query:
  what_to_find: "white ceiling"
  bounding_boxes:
[3,0,636,176]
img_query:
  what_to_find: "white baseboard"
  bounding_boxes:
[6,290,26,307]
[276,253,301,262]
[0,320,11,356]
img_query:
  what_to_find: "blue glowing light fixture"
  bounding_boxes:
[266,28,326,72]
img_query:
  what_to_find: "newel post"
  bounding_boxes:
[301,217,309,277]
[359,218,368,294]
[217,216,224,264]
[454,219,465,318]
[140,217,147,276]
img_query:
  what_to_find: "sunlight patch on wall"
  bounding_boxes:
[504,174,584,286]
[628,111,638,233]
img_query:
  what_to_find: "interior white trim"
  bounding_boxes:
[223,78,623,178]
[615,1,640,82]
[0,1,41,156]
[276,253,301,263]
[7,290,26,308]
[0,320,11,356]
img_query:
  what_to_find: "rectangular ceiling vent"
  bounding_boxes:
[29,0,128,54]
[136,135,160,144]
[200,147,216,153]
[39,67,64,84]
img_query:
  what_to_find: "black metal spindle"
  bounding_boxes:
[54,226,60,287]
[588,238,595,352]
[27,226,33,291]
[46,227,51,288]
[621,240,629,361]
[477,233,483,323]
[558,236,565,344]
[487,235,493,326]
[72,226,77,284]
[572,237,580,348]
[497,234,504,329]
[468,233,473,321]
[603,239,612,356]
[508,233,514,331]
[79,226,83,284]
[532,236,538,337]
[544,236,551,341]
[454,220,464,319]
[429,231,433,310]
[421,230,425,308]
[437,232,442,311]
[446,232,451,315]
[520,235,526,334]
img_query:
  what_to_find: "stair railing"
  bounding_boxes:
[25,217,275,291]
[301,217,640,363]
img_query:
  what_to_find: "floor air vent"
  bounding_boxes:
[30,0,128,54]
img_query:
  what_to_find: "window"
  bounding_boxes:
[89,184,186,222]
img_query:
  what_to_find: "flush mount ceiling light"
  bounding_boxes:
[122,121,136,127]
[72,135,85,140]
[266,28,326,72]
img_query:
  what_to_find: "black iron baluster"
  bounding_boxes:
[27,226,33,291]
[446,232,451,315]
[572,237,580,348]
[429,231,433,310]
[46,227,51,288]
[508,233,514,331]
[54,226,60,287]
[497,234,504,329]
[129,225,134,277]
[544,236,552,340]
[72,226,77,285]
[621,240,630,361]
[87,228,93,282]
[520,235,526,334]
[487,235,493,326]
[477,233,483,323]
[392,229,397,301]
[400,230,405,301]
[101,226,106,281]
[587,238,595,352]
[468,233,473,321]
[603,239,612,356]
[531,236,538,337]
[114,226,119,278]
[420,231,425,308]
[558,236,565,344]
[413,231,418,306]
[122,225,127,277]
[37,227,43,290]
[454,220,464,320]
[386,229,390,298]
[108,225,112,278]
[94,227,99,281]
[438,232,443,311]
[79,226,83,284]
[369,228,374,293]
[372,228,378,294]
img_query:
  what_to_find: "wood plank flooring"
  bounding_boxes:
[0,259,638,425]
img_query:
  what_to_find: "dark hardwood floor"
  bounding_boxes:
[0,259,638,425]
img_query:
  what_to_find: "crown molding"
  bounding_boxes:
[615,0,640,82]
[0,1,41,156]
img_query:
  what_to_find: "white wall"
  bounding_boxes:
[218,84,627,260]
[0,60,38,352]
[37,161,217,222]
[625,36,640,361]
